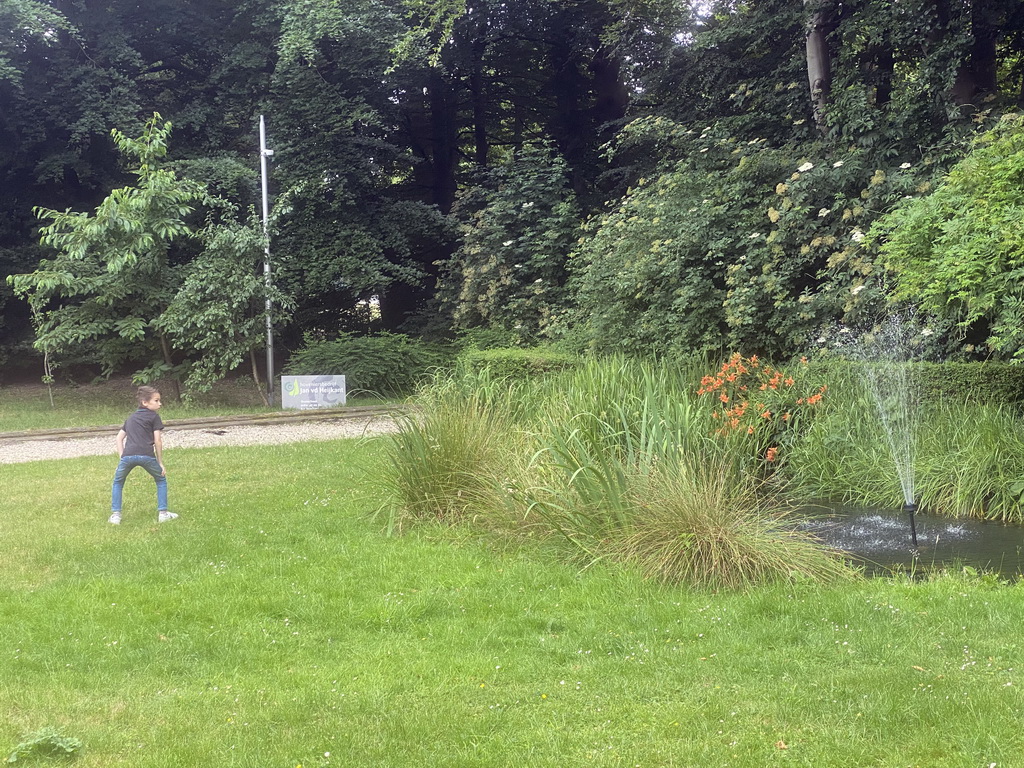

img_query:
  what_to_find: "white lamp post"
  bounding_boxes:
[259,115,275,406]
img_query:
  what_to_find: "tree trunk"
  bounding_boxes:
[590,45,629,132]
[469,26,489,168]
[428,70,459,213]
[470,64,488,167]
[804,0,832,133]
[548,25,588,197]
[158,332,181,401]
[873,46,894,108]
[945,0,999,108]
[249,347,269,407]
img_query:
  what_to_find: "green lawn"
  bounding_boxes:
[2,437,1023,766]
[0,379,389,432]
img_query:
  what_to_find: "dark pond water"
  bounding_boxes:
[797,503,1024,577]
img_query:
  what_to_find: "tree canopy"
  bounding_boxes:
[2,0,1024,386]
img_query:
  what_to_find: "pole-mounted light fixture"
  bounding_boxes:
[259,115,275,407]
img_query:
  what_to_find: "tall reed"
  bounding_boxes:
[785,363,1024,522]
[915,402,1024,521]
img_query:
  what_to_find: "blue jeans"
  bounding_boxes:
[111,456,168,512]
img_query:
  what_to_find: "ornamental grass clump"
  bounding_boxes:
[610,457,851,589]
[381,374,517,530]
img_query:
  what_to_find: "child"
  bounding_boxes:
[109,385,178,524]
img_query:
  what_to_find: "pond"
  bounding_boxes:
[797,503,1024,578]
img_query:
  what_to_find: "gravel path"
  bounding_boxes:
[0,416,400,465]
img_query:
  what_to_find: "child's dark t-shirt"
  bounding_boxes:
[122,408,164,457]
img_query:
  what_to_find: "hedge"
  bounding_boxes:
[285,332,454,396]
[457,347,578,379]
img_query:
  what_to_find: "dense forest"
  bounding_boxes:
[2,0,1024,392]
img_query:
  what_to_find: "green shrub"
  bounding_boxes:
[457,346,577,380]
[285,332,453,395]
[453,326,519,351]
[804,359,1024,405]
[914,362,1024,405]
[874,114,1024,362]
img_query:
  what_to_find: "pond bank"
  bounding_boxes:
[799,502,1024,577]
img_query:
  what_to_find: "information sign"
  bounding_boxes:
[281,375,347,410]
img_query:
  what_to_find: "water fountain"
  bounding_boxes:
[800,312,1024,576]
[851,313,923,548]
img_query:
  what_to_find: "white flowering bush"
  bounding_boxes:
[569,116,943,358]
[439,145,580,344]
[726,145,935,354]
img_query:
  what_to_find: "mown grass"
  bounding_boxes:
[3,439,1024,766]
[0,378,389,432]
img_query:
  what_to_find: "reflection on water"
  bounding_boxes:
[797,503,1024,577]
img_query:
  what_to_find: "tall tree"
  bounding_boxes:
[8,116,283,397]
[270,0,451,334]
[0,0,281,369]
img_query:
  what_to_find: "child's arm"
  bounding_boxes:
[154,429,166,475]
[116,429,127,457]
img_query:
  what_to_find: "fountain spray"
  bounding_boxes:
[840,312,924,550]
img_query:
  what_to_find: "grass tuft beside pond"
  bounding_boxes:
[3,439,1024,766]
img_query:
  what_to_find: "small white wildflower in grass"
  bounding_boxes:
[798,161,814,172]
[749,232,762,239]
[851,230,865,242]
[503,240,513,246]
[818,208,830,217]
[900,162,912,169]
[921,328,934,337]
[833,160,844,168]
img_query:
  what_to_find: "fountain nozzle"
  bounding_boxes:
[903,501,919,549]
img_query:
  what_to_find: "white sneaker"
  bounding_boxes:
[108,512,121,525]
[158,511,179,523]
